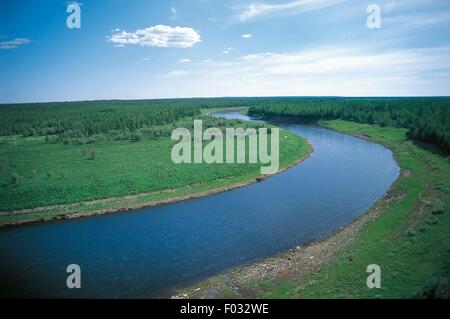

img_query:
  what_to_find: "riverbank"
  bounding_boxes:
[172,120,449,299]
[0,127,312,228]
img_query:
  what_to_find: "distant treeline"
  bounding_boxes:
[0,98,263,145]
[0,98,258,138]
[0,100,200,141]
[247,97,450,152]
[1,97,449,151]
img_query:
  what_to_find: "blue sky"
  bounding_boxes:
[0,0,449,103]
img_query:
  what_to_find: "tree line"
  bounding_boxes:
[0,99,200,143]
[247,97,450,152]
[1,97,448,151]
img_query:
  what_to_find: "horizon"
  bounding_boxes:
[1,95,450,106]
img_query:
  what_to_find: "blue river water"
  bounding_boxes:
[0,112,399,298]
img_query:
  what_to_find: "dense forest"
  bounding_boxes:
[0,98,265,145]
[247,97,450,152]
[0,100,199,135]
[0,97,449,151]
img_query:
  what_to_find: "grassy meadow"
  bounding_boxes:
[0,113,310,226]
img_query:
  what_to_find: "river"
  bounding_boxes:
[0,112,399,298]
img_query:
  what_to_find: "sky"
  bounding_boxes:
[0,0,449,103]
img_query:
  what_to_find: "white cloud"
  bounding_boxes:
[170,7,179,20]
[241,33,254,39]
[107,25,201,48]
[163,70,190,77]
[0,38,31,49]
[384,0,427,13]
[235,47,450,77]
[222,47,236,54]
[384,11,450,32]
[161,46,450,96]
[179,58,191,63]
[239,0,344,21]
[384,2,397,12]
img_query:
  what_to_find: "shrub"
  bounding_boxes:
[88,148,96,160]
[405,229,416,237]
[0,137,8,145]
[132,132,143,142]
[414,275,450,298]
[424,217,439,226]
[432,200,446,215]
[11,173,21,185]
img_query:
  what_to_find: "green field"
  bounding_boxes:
[0,113,310,226]
[177,120,449,299]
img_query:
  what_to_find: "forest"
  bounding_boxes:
[0,99,201,144]
[0,97,449,151]
[247,97,450,152]
[0,98,258,144]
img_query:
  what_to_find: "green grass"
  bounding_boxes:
[0,114,310,226]
[200,106,249,116]
[253,120,450,298]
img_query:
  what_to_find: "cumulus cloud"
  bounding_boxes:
[179,58,191,63]
[0,38,31,49]
[239,0,344,21]
[222,47,236,54]
[107,25,201,48]
[241,33,254,39]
